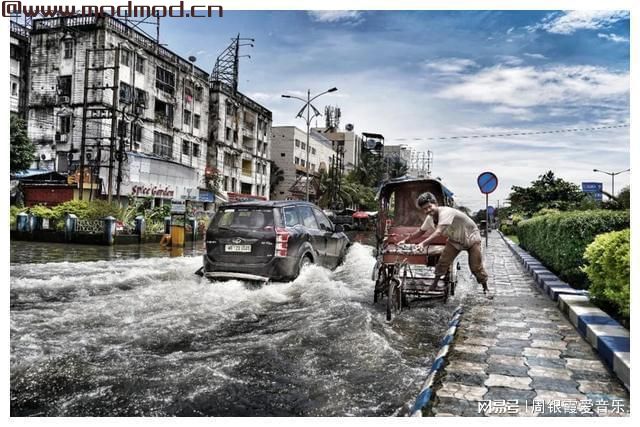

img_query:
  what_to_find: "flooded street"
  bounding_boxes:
[10,238,475,416]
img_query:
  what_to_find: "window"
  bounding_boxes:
[154,99,174,127]
[182,140,190,155]
[311,147,316,155]
[193,143,200,158]
[295,157,299,165]
[231,177,237,191]
[295,139,300,148]
[300,159,305,167]
[184,85,193,103]
[58,76,72,97]
[135,88,148,108]
[117,119,128,138]
[120,49,130,67]
[314,208,333,232]
[193,114,200,129]
[283,207,302,227]
[233,130,238,142]
[133,123,143,142]
[194,85,203,101]
[225,127,231,141]
[153,131,173,158]
[63,41,73,59]
[135,54,145,73]
[223,176,229,191]
[155,66,175,95]
[60,115,71,134]
[119,82,132,104]
[183,109,191,126]
[11,82,18,96]
[297,206,319,229]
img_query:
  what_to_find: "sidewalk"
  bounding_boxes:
[429,233,630,417]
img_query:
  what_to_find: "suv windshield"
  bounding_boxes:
[213,208,275,229]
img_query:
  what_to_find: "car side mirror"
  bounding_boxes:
[334,224,344,233]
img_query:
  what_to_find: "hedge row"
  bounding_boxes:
[516,210,629,288]
[583,229,630,320]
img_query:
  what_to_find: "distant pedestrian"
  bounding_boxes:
[397,192,492,298]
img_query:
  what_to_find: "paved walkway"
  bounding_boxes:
[429,233,630,417]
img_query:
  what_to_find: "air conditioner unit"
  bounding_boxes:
[59,96,70,104]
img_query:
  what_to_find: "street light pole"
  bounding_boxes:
[282,87,337,202]
[593,168,630,199]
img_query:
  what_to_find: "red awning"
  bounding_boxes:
[352,211,369,219]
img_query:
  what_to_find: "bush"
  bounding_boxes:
[499,213,523,236]
[582,229,630,320]
[517,210,629,288]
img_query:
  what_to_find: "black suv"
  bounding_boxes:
[198,201,350,282]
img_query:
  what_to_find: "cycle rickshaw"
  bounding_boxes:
[372,177,459,321]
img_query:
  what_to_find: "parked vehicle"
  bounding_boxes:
[196,201,350,282]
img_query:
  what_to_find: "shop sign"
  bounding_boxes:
[131,185,175,198]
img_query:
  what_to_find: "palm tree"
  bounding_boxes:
[385,156,408,178]
[269,162,285,197]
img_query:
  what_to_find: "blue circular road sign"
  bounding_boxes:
[477,172,498,194]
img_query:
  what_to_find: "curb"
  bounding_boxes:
[499,233,630,391]
[409,305,464,417]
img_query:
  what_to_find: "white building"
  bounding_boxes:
[313,127,362,172]
[271,126,337,200]
[10,21,30,118]
[26,15,213,208]
[208,81,272,202]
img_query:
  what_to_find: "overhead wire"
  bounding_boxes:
[392,123,629,142]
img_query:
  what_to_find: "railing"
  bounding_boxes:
[10,21,30,38]
[77,219,104,233]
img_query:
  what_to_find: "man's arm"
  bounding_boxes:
[397,228,425,245]
[418,224,449,247]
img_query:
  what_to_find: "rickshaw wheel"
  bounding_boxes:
[386,278,402,321]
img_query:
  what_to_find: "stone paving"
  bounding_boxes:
[429,233,630,417]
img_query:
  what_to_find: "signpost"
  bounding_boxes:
[581,182,603,202]
[477,172,498,247]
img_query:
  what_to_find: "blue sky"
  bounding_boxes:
[161,9,630,211]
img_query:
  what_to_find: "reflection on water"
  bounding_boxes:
[10,240,205,265]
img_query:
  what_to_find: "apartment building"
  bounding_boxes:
[271,126,337,200]
[26,15,210,207]
[10,21,30,118]
[313,127,362,172]
[208,81,272,201]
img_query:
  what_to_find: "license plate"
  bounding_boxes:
[225,244,251,253]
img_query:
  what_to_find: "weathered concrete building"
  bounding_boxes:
[313,127,362,172]
[26,15,211,207]
[208,81,272,202]
[10,21,30,118]
[270,126,337,200]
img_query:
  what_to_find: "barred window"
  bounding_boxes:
[155,66,175,95]
[153,131,173,158]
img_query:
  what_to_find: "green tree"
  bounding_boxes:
[508,171,588,216]
[10,115,35,174]
[384,156,408,179]
[351,151,384,187]
[269,162,285,197]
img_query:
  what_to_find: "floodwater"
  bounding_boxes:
[10,238,474,416]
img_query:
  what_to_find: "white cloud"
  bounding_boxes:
[436,65,629,108]
[422,58,478,74]
[523,53,548,60]
[491,106,533,121]
[496,55,523,66]
[307,11,363,24]
[597,33,629,43]
[535,10,629,35]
